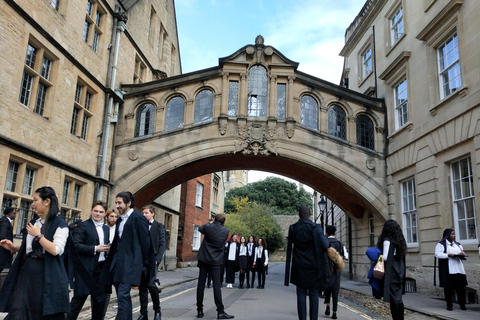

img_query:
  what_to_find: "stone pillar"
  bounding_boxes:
[239,72,248,117]
[287,75,295,119]
[268,74,277,118]
[184,99,194,125]
[220,71,229,116]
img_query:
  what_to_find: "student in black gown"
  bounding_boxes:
[0,186,70,320]
[253,237,268,289]
[246,235,256,288]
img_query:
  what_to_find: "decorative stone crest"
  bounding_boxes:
[366,159,376,170]
[234,122,278,156]
[128,150,138,161]
[286,118,296,139]
[218,114,228,135]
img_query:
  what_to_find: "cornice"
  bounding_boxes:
[416,0,464,41]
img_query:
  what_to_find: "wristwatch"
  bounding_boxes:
[34,234,44,241]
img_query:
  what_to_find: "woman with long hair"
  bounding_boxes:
[246,235,256,288]
[237,236,248,289]
[377,219,407,320]
[253,237,268,289]
[0,186,70,319]
[434,228,467,311]
[225,234,239,288]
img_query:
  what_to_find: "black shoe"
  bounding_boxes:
[447,306,453,311]
[217,312,234,319]
[246,284,250,288]
[137,315,148,320]
[332,312,337,319]
[197,310,204,318]
[153,311,161,320]
[325,305,330,316]
[460,306,467,310]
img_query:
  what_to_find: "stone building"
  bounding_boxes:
[339,0,480,295]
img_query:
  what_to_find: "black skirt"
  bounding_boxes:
[238,255,247,270]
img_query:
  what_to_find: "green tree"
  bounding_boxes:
[224,176,312,215]
[224,203,285,252]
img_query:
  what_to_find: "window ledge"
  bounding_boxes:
[386,33,406,57]
[429,85,468,115]
[387,122,413,142]
[358,70,373,87]
[406,243,420,252]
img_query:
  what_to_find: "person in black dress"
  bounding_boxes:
[237,236,248,289]
[246,235,256,288]
[253,237,268,289]
[0,186,70,320]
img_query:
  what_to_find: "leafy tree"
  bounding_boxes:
[224,202,285,252]
[224,177,312,215]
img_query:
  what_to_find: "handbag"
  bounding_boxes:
[372,255,385,280]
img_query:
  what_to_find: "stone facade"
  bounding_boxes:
[340,0,480,295]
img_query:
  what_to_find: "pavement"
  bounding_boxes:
[1,264,479,319]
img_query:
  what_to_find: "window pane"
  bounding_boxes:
[95,11,102,26]
[34,83,47,116]
[356,115,375,150]
[5,161,20,192]
[92,29,100,52]
[395,79,408,128]
[438,33,461,98]
[83,21,90,42]
[19,72,33,107]
[70,107,79,135]
[41,56,52,80]
[165,97,185,131]
[25,43,37,69]
[300,95,318,130]
[80,115,90,140]
[135,103,156,137]
[247,65,268,117]
[51,0,60,10]
[73,184,81,208]
[75,84,83,104]
[62,181,70,205]
[86,0,93,15]
[195,182,203,207]
[22,167,35,195]
[276,84,286,120]
[194,90,213,123]
[328,105,346,139]
[84,92,92,110]
[16,199,33,236]
[228,81,238,117]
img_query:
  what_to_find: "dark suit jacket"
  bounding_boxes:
[103,210,150,286]
[71,218,110,296]
[0,216,14,269]
[150,220,166,264]
[197,221,230,266]
[284,218,330,289]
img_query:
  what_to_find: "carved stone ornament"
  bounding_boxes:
[234,122,278,156]
[286,118,296,139]
[128,150,138,161]
[366,159,376,170]
[218,115,228,135]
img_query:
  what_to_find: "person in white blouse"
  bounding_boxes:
[253,237,268,289]
[246,235,256,288]
[237,236,248,289]
[225,234,238,288]
[435,228,467,311]
[0,186,70,319]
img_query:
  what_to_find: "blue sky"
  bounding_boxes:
[175,0,366,84]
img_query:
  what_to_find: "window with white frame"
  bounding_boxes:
[70,80,94,140]
[402,178,417,244]
[195,182,204,207]
[19,42,54,117]
[362,47,372,79]
[192,224,201,250]
[83,0,104,53]
[390,6,404,44]
[451,157,477,241]
[394,78,408,129]
[438,32,461,99]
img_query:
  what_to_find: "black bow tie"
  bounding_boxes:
[149,222,153,226]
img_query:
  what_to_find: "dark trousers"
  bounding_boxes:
[196,260,224,313]
[444,273,466,308]
[225,260,236,284]
[69,294,106,320]
[324,271,341,312]
[246,256,254,287]
[296,286,319,320]
[139,267,160,315]
[115,282,133,320]
[389,281,404,320]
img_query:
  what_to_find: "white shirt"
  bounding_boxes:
[254,246,268,265]
[93,219,106,262]
[239,244,247,256]
[435,240,466,274]
[328,236,349,260]
[26,218,69,256]
[247,242,254,256]
[118,208,133,238]
[107,224,116,243]
[228,242,237,261]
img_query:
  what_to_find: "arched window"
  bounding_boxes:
[134,103,155,137]
[247,65,268,117]
[356,114,375,150]
[328,105,347,140]
[164,96,185,131]
[194,89,213,123]
[300,95,318,130]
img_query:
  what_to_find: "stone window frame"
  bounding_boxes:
[70,79,96,141]
[2,156,42,237]
[384,0,406,55]
[193,89,214,124]
[158,24,168,60]
[450,156,477,243]
[300,94,319,131]
[148,6,157,44]
[401,178,418,246]
[327,104,347,140]
[134,102,156,138]
[247,65,268,118]
[83,0,105,54]
[18,38,57,119]
[60,176,85,224]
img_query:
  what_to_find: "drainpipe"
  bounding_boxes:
[372,26,378,98]
[95,8,126,201]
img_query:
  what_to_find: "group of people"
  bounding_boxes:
[0,187,166,320]
[224,235,268,289]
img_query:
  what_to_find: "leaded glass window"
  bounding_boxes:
[165,97,185,131]
[80,115,90,140]
[40,56,52,80]
[73,184,81,208]
[402,178,417,244]
[135,103,156,137]
[70,107,79,135]
[62,180,71,205]
[22,167,35,195]
[300,95,318,130]
[328,105,346,140]
[34,83,47,116]
[356,115,374,150]
[276,84,286,120]
[194,90,213,123]
[5,161,19,192]
[247,65,268,117]
[228,81,238,117]
[451,157,477,240]
[25,44,37,69]
[19,72,33,106]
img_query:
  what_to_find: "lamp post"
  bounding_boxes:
[318,195,327,229]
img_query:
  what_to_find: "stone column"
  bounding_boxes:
[287,75,295,119]
[239,72,248,117]
[268,74,277,118]
[220,71,229,116]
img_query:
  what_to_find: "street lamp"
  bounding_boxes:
[318,195,327,229]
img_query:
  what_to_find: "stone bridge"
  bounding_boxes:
[113,36,387,222]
